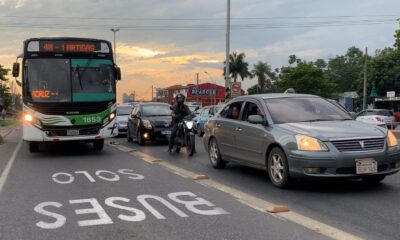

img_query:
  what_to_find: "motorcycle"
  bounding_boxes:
[170,115,196,156]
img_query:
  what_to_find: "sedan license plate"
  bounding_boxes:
[356,158,377,174]
[162,130,171,135]
[67,129,80,136]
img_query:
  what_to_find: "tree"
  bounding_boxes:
[314,59,327,69]
[277,62,335,98]
[251,61,275,91]
[367,47,400,97]
[288,54,297,65]
[223,52,251,82]
[0,65,11,109]
[327,46,364,93]
[247,84,278,95]
[394,20,400,50]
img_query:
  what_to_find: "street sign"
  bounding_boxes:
[387,91,395,98]
[230,82,241,97]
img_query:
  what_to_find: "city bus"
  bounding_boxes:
[12,37,121,152]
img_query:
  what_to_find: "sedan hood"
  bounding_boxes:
[278,120,386,141]
[144,116,172,127]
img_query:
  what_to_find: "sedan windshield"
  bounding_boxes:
[265,97,352,124]
[142,104,171,116]
[117,106,133,115]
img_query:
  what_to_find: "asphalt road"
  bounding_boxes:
[114,135,400,240]
[0,133,330,240]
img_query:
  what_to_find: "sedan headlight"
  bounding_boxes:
[185,121,194,130]
[387,130,398,148]
[295,134,328,151]
[142,120,152,129]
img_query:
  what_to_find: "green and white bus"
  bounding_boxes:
[12,37,121,152]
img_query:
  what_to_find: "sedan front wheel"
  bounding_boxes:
[267,147,291,188]
[208,138,227,169]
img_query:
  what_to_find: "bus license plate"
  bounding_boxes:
[356,158,377,174]
[67,129,80,136]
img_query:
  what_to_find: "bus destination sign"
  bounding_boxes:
[39,41,100,53]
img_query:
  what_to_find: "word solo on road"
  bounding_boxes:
[34,168,229,229]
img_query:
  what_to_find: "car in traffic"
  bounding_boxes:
[196,105,224,136]
[356,109,395,128]
[203,94,400,188]
[116,104,134,136]
[127,102,172,145]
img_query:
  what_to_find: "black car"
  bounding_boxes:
[127,102,172,145]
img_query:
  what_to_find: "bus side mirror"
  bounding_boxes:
[115,67,121,80]
[12,62,20,77]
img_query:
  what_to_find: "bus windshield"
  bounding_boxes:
[25,58,115,103]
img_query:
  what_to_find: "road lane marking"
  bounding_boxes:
[34,192,229,229]
[110,144,363,240]
[0,139,22,192]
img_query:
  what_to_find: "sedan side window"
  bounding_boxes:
[242,102,266,121]
[220,102,243,120]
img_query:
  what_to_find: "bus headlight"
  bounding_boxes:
[108,112,116,121]
[24,113,33,122]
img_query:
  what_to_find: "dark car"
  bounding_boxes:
[203,94,400,188]
[127,103,172,145]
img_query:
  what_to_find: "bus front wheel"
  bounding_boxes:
[93,139,104,151]
[29,142,39,153]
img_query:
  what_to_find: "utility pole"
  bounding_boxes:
[225,0,231,89]
[151,85,154,101]
[196,73,200,105]
[363,47,368,110]
[110,28,120,64]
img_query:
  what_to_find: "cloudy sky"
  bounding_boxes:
[0,0,399,101]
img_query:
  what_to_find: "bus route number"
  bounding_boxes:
[31,90,50,98]
[83,116,101,124]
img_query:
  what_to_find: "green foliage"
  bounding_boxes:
[367,47,400,96]
[223,52,251,82]
[395,20,400,50]
[0,65,11,109]
[247,84,278,95]
[276,62,335,98]
[251,61,276,91]
[327,46,364,93]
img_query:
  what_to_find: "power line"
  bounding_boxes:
[0,18,395,31]
[0,14,398,21]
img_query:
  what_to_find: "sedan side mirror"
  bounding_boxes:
[248,115,264,124]
[12,62,20,77]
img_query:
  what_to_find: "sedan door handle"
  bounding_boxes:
[216,123,221,127]
[235,127,242,132]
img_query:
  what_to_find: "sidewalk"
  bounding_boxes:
[0,126,22,176]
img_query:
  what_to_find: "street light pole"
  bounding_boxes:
[225,0,231,89]
[110,28,120,64]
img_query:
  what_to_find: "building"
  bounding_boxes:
[160,83,226,106]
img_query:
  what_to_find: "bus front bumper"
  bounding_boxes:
[22,120,118,142]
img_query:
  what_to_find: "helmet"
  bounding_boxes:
[176,93,185,104]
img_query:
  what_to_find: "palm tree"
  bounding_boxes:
[251,61,272,92]
[223,52,251,82]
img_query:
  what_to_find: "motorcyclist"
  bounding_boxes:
[169,93,191,152]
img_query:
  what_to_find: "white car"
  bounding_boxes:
[355,109,395,128]
[116,105,134,135]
